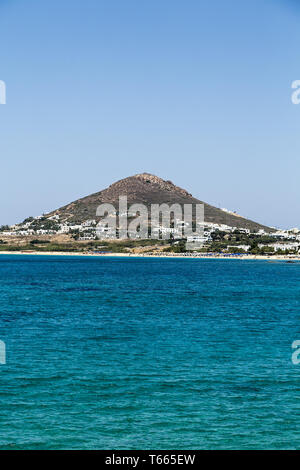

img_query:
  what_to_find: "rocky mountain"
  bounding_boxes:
[47,173,272,232]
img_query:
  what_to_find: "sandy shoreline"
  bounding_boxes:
[0,251,299,261]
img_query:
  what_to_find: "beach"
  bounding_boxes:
[0,250,299,261]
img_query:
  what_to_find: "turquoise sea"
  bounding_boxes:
[0,255,299,450]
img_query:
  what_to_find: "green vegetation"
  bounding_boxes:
[0,228,298,256]
[22,217,34,224]
[0,238,169,253]
[28,218,60,232]
[0,243,79,252]
[163,241,186,253]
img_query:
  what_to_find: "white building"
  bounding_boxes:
[82,220,96,227]
[58,225,70,234]
[227,245,251,252]
[258,243,300,252]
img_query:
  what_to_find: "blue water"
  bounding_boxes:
[0,255,299,449]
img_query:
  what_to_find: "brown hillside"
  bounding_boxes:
[48,173,272,232]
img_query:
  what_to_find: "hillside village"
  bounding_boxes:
[1,210,300,255]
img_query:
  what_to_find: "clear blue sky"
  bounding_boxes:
[0,0,299,228]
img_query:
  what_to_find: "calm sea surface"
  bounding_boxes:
[0,255,299,449]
